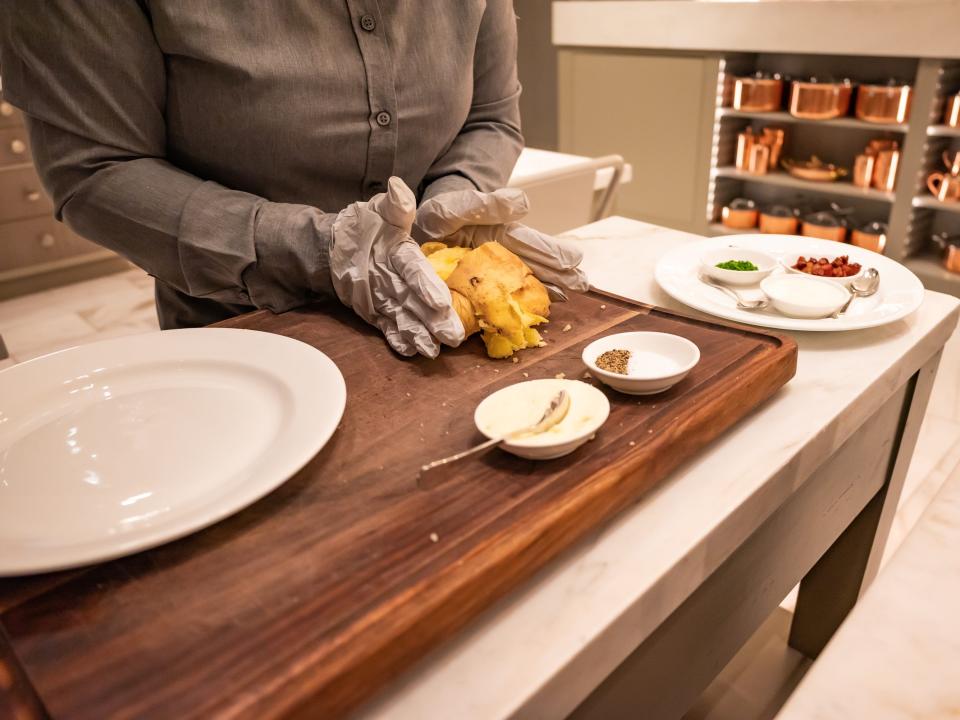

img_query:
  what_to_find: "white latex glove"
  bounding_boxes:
[413,187,590,294]
[330,177,465,358]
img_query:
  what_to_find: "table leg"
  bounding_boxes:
[788,349,942,659]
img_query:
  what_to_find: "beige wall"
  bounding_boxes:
[516,0,559,150]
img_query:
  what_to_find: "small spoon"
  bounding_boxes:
[831,268,880,319]
[697,274,769,310]
[418,390,571,488]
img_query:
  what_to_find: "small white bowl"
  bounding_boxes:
[701,248,777,286]
[582,332,701,396]
[474,379,610,460]
[783,258,865,287]
[760,274,849,319]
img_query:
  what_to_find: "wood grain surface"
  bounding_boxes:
[0,292,796,719]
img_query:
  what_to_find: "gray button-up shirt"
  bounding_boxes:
[1,1,522,328]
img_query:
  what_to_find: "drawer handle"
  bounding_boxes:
[0,102,13,118]
[10,139,26,155]
[39,233,56,248]
[25,190,42,202]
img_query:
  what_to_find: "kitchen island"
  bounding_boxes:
[355,216,959,719]
[1,217,957,719]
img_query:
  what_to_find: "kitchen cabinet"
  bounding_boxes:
[0,90,128,300]
[557,50,715,233]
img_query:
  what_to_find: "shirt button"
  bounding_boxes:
[360,14,376,32]
[375,110,391,127]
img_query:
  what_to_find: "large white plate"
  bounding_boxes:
[0,328,346,576]
[655,234,925,332]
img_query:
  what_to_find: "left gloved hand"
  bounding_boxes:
[412,187,590,295]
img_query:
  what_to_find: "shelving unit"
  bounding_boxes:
[703,53,960,297]
[713,167,895,203]
[913,195,960,215]
[717,108,909,134]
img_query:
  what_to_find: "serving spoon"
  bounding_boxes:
[418,390,571,488]
[831,267,880,319]
[697,273,769,310]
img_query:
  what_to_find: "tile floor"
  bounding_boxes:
[1,268,958,719]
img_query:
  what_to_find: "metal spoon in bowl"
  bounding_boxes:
[418,390,571,488]
[697,274,769,311]
[831,268,880,319]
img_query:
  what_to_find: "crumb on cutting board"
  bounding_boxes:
[554,372,566,380]
[562,323,572,332]
[429,533,439,543]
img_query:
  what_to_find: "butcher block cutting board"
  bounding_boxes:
[0,291,796,720]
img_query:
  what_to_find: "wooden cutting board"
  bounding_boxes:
[0,291,796,720]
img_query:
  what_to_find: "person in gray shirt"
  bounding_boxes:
[0,1,588,357]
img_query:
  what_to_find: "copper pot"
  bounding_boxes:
[789,78,853,120]
[801,210,847,242]
[722,198,758,229]
[945,93,960,128]
[855,82,912,124]
[759,205,799,234]
[932,233,960,273]
[735,129,754,171]
[852,154,876,188]
[942,150,960,176]
[747,143,770,175]
[927,172,960,202]
[872,149,900,192]
[761,126,786,169]
[731,73,783,112]
[851,222,887,254]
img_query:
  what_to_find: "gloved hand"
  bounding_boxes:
[412,187,590,295]
[330,177,464,358]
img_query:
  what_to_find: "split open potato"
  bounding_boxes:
[421,242,550,358]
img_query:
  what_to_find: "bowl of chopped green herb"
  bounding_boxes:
[701,247,777,286]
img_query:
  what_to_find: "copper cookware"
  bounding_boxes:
[945,93,960,128]
[782,156,847,182]
[932,233,960,273]
[731,73,783,112]
[748,143,770,175]
[855,81,912,124]
[852,154,876,188]
[801,210,847,242]
[721,198,759,229]
[851,221,887,254]
[872,149,900,192]
[759,205,799,235]
[735,129,754,171]
[927,172,960,202]
[789,78,853,120]
[761,126,786,169]
[942,150,960,176]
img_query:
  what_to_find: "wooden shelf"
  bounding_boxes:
[912,195,960,215]
[713,167,896,203]
[927,124,960,138]
[717,108,909,133]
[904,253,960,296]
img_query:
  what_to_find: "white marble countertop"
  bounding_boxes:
[355,217,959,720]
[509,147,633,192]
[776,455,960,719]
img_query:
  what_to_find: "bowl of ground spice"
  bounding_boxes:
[582,332,701,395]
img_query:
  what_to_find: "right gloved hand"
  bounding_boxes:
[330,177,465,358]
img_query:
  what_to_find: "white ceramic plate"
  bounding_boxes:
[0,328,346,576]
[655,234,925,332]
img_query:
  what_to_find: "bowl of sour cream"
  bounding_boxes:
[760,274,849,318]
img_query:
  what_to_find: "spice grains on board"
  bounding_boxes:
[596,349,631,375]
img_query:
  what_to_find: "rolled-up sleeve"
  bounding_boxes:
[0,0,334,315]
[420,0,524,200]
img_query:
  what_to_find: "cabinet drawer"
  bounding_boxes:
[0,164,53,222]
[0,127,31,167]
[0,94,24,129]
[0,216,105,274]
